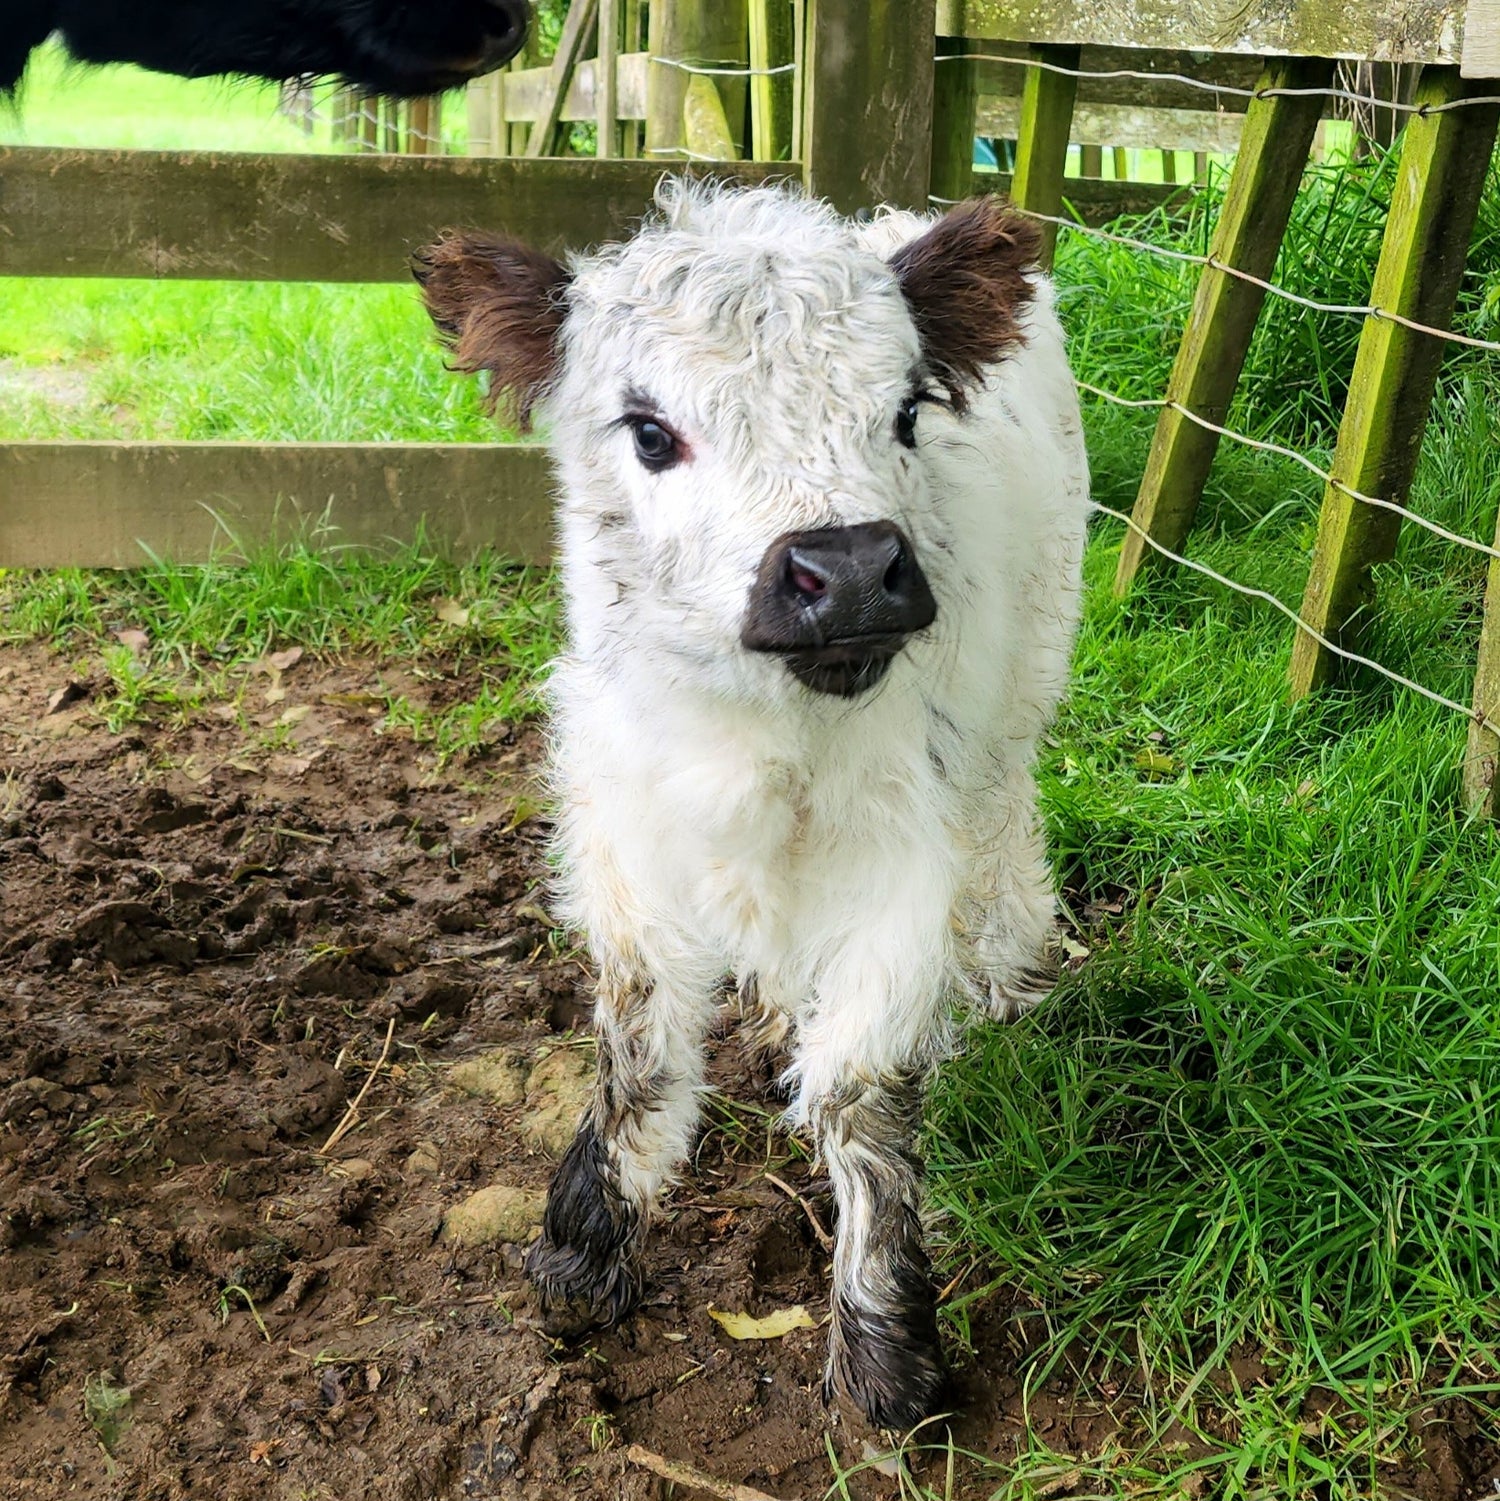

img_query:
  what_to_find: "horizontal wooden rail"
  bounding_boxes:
[499,52,650,123]
[985,171,1182,222]
[1,442,554,567]
[938,0,1470,64]
[0,150,798,282]
[979,99,1245,152]
[963,46,1261,111]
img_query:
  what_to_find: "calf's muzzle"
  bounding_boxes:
[741,521,937,696]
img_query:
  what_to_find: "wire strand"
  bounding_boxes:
[952,203,1500,358]
[1087,492,1499,736]
[651,56,797,77]
[1072,379,1500,564]
[933,50,1500,116]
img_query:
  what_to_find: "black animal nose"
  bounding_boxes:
[741,523,936,695]
[484,0,530,55]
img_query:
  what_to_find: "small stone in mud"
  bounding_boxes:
[522,1048,595,1158]
[442,1185,546,1247]
[404,1141,442,1179]
[450,1050,530,1108]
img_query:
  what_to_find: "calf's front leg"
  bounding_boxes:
[525,955,715,1332]
[803,1056,946,1429]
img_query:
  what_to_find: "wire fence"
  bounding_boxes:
[925,49,1500,744]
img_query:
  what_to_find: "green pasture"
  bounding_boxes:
[5,49,1500,1499]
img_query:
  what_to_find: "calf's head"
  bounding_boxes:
[415,183,1039,700]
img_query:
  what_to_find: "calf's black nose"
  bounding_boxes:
[741,521,937,697]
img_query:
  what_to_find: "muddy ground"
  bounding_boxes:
[2,640,1495,1500]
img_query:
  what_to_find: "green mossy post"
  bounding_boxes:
[1466,510,1500,818]
[931,37,980,203]
[1288,68,1500,696]
[646,0,750,159]
[683,74,739,159]
[597,0,619,159]
[1112,56,1334,595]
[1008,45,1080,269]
[749,0,796,161]
[801,0,936,213]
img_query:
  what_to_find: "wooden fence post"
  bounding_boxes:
[646,0,750,159]
[931,36,979,202]
[801,0,936,212]
[1288,68,1500,695]
[597,0,620,158]
[749,0,796,161]
[1008,45,1080,270]
[684,74,739,158]
[1112,56,1334,595]
[526,0,600,157]
[1466,508,1500,818]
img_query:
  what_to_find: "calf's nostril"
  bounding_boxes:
[786,551,829,603]
[883,545,907,595]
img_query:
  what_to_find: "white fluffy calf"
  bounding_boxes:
[416,180,1088,1429]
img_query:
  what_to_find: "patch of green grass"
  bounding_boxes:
[0,544,560,757]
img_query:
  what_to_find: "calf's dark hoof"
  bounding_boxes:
[524,1232,642,1336]
[523,1120,642,1336]
[827,1295,948,1431]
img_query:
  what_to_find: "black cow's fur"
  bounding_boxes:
[1,0,530,99]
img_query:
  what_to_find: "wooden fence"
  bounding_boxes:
[3,0,1500,810]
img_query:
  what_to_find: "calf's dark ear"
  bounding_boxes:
[412,231,571,432]
[887,197,1042,411]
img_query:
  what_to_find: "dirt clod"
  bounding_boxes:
[442,1184,547,1247]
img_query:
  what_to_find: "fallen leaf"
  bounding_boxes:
[248,1439,278,1464]
[860,1440,902,1478]
[114,627,150,660]
[1134,747,1177,780]
[707,1304,815,1341]
[277,705,312,726]
[46,681,89,715]
[365,1363,382,1392]
[513,902,556,928]
[266,646,303,674]
[435,597,471,628]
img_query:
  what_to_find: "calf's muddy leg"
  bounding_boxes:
[525,955,715,1333]
[812,1067,946,1430]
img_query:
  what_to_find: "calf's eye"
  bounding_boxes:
[895,397,919,449]
[628,416,680,472]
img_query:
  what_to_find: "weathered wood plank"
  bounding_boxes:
[992,171,1181,222]
[0,150,798,282]
[749,0,797,160]
[490,53,649,124]
[525,0,601,156]
[936,0,1466,64]
[1465,507,1500,817]
[1462,0,1500,75]
[645,0,750,158]
[979,98,1245,152]
[597,0,620,158]
[1113,57,1334,595]
[683,74,739,159]
[1008,45,1079,268]
[802,0,937,212]
[960,46,1262,112]
[0,443,555,568]
[932,37,981,201]
[1289,69,1500,695]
